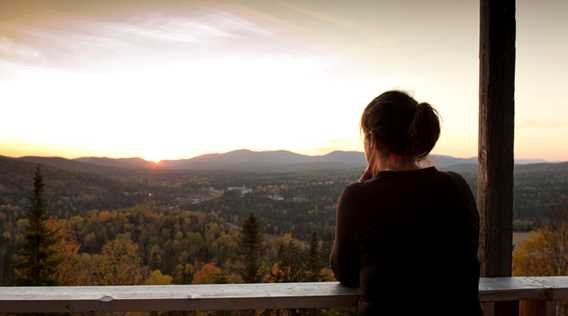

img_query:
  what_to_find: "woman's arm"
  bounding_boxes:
[448,172,480,255]
[330,184,361,288]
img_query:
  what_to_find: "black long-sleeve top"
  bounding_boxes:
[330,167,482,316]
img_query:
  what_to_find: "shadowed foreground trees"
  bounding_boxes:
[14,165,61,285]
[240,214,263,283]
[306,232,323,281]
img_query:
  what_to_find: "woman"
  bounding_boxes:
[330,91,482,316]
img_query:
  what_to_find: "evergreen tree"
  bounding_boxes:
[306,232,321,281]
[240,214,262,283]
[319,237,333,270]
[174,263,194,284]
[14,165,61,285]
[277,239,305,282]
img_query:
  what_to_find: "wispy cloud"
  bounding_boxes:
[0,36,44,62]
[0,4,281,70]
[275,1,362,33]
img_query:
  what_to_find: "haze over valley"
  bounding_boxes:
[1,149,565,233]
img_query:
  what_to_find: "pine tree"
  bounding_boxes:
[240,214,262,283]
[306,232,321,281]
[14,165,61,285]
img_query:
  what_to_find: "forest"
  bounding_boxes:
[0,203,336,286]
[0,165,346,315]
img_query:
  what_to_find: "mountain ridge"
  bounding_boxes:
[4,149,552,172]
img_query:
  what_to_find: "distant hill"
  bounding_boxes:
[159,149,312,171]
[76,157,157,170]
[14,156,145,181]
[152,150,546,172]
[445,161,568,175]
[159,150,477,172]
[514,161,568,174]
[430,155,476,168]
[3,149,553,173]
[18,156,130,176]
[0,156,152,217]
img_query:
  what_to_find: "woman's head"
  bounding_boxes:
[360,90,440,169]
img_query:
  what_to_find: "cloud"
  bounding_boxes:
[0,36,44,62]
[274,1,362,33]
[0,5,283,70]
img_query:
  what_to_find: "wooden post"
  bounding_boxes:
[519,300,557,316]
[478,0,516,277]
[478,0,516,314]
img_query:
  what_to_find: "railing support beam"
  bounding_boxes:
[520,300,558,316]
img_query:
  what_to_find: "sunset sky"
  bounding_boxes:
[1,0,567,162]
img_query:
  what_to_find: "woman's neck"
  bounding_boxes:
[371,156,419,174]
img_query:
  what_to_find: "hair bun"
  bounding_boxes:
[408,102,440,159]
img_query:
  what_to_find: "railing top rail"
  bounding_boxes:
[0,277,567,313]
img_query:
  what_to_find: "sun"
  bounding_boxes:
[143,154,162,163]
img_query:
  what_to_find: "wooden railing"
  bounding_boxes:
[0,277,566,315]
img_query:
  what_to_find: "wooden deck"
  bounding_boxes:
[0,277,566,314]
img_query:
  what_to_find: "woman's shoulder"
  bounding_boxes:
[339,181,364,200]
[343,168,471,197]
[438,170,471,191]
[442,169,468,181]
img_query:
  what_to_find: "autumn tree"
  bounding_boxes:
[50,219,81,285]
[91,237,147,285]
[240,214,263,283]
[513,201,568,316]
[193,263,230,284]
[14,165,61,285]
[275,234,306,282]
[513,202,568,276]
[144,269,173,285]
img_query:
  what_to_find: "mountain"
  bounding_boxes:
[314,150,366,164]
[15,156,141,179]
[160,149,367,171]
[159,150,481,171]
[159,149,311,170]
[0,156,152,217]
[5,150,551,173]
[76,157,157,170]
[515,161,568,174]
[430,155,476,167]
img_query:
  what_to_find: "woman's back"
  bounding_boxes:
[331,90,482,315]
[330,167,482,316]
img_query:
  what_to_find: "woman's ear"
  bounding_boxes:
[364,134,374,150]
[363,136,373,162]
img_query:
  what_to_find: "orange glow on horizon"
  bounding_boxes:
[0,0,567,162]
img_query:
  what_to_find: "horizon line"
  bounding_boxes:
[0,148,554,163]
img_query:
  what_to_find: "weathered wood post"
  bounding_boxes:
[478,0,516,314]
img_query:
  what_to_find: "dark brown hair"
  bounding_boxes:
[360,90,440,160]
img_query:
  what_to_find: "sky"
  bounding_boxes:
[0,0,567,162]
